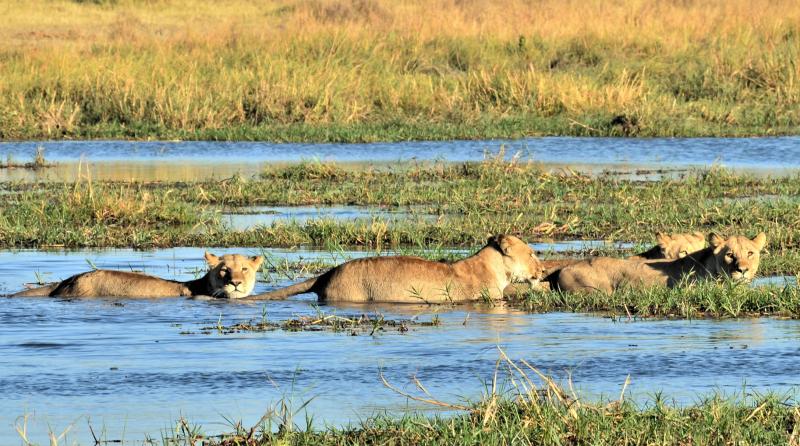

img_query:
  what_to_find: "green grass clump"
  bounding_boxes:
[0,181,215,248]
[517,281,800,319]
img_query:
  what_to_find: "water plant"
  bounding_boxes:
[190,310,441,335]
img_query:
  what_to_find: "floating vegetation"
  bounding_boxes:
[2,162,800,270]
[184,312,443,336]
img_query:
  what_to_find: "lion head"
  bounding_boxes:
[708,233,767,282]
[490,234,545,285]
[656,231,706,259]
[204,252,264,298]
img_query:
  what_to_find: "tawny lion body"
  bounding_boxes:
[553,233,766,294]
[539,232,707,273]
[508,232,706,296]
[247,235,544,303]
[10,253,263,299]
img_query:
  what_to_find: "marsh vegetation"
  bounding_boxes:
[1,158,798,257]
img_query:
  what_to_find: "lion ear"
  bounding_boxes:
[752,232,767,251]
[488,234,511,255]
[693,231,705,242]
[497,235,517,255]
[204,251,220,267]
[708,233,725,252]
[250,255,265,268]
[655,232,670,247]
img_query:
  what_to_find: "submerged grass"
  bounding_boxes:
[2,0,800,140]
[0,179,214,248]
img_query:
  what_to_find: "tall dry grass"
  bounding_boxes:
[0,0,798,140]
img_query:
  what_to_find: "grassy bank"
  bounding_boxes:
[1,0,799,140]
[171,395,800,445]
[515,280,800,319]
[99,358,800,446]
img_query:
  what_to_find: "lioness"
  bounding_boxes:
[631,231,707,260]
[246,234,544,303]
[10,252,263,299]
[553,233,766,294]
[508,232,706,296]
[539,231,707,272]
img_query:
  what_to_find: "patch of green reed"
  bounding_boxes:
[199,161,800,208]
[0,180,216,248]
[517,281,800,319]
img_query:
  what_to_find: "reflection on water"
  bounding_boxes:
[533,239,635,254]
[1,248,800,445]
[2,137,800,182]
[0,161,263,183]
[2,138,800,167]
[752,275,798,287]
[222,205,434,230]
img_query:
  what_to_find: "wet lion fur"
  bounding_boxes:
[538,231,707,274]
[552,233,767,294]
[10,252,263,299]
[247,234,545,303]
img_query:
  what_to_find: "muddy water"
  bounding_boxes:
[2,137,799,182]
[2,248,800,445]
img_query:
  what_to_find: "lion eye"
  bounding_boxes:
[747,251,754,257]
[242,268,249,272]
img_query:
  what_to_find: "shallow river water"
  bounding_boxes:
[1,247,799,445]
[2,137,799,182]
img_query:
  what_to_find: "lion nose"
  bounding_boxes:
[231,280,242,288]
[735,265,748,274]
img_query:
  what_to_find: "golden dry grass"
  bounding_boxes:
[0,0,798,140]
